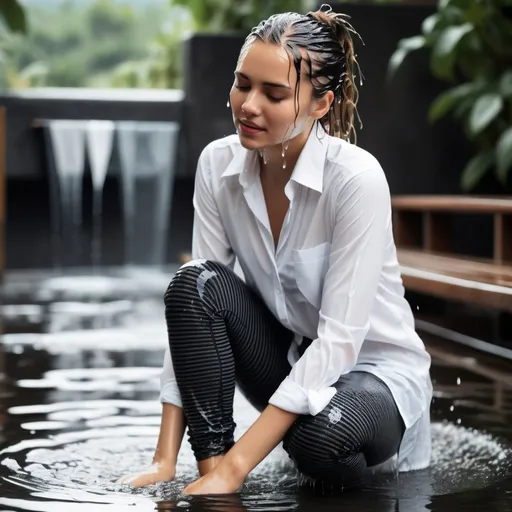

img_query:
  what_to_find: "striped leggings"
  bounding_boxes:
[164,260,405,486]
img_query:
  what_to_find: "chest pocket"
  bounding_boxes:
[293,242,332,310]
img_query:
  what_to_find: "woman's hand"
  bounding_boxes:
[184,461,244,495]
[184,405,298,495]
[116,461,176,488]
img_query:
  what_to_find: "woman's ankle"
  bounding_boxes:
[197,455,225,476]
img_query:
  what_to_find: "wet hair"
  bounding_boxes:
[239,4,362,142]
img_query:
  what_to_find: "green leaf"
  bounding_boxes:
[468,93,503,135]
[0,0,27,33]
[422,14,439,38]
[500,71,512,98]
[461,150,495,191]
[428,83,479,122]
[496,127,512,185]
[465,1,489,25]
[387,36,425,81]
[453,96,477,120]
[431,23,473,80]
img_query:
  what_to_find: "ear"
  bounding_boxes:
[310,91,334,120]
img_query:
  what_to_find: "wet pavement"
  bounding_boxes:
[1,270,512,511]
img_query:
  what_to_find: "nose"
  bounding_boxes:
[241,92,261,116]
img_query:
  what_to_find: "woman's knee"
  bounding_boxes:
[163,259,236,307]
[284,418,366,484]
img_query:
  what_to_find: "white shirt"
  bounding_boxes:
[160,124,433,472]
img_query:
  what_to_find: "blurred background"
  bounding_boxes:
[1,0,510,273]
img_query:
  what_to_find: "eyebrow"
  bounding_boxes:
[235,71,291,89]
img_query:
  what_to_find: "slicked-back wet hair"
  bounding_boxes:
[239,4,362,142]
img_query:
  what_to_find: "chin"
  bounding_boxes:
[237,133,267,151]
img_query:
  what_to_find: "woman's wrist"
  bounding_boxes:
[151,455,177,470]
[219,452,250,486]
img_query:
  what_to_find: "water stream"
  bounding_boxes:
[44,121,87,269]
[42,120,179,271]
[85,121,115,271]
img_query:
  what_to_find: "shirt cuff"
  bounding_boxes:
[159,380,183,408]
[268,376,337,416]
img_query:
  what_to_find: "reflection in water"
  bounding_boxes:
[1,273,512,512]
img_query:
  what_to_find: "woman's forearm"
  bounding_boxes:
[153,403,186,467]
[223,405,298,482]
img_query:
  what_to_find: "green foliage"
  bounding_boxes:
[111,0,317,90]
[388,0,512,191]
[0,0,27,34]
[0,0,167,89]
[110,7,191,89]
[171,0,316,33]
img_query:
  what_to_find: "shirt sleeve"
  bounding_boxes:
[191,145,236,266]
[159,145,235,406]
[268,167,391,416]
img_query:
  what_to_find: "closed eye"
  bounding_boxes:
[235,84,284,103]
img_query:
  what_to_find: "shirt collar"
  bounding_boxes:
[289,123,327,193]
[221,122,328,193]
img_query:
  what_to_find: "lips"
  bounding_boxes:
[239,120,264,131]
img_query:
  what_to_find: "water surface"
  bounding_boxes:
[1,271,512,511]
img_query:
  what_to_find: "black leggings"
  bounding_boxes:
[164,260,405,486]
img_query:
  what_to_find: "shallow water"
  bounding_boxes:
[1,271,512,511]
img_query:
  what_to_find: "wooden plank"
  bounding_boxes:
[398,249,512,285]
[397,248,512,312]
[494,213,512,264]
[401,266,512,313]
[424,212,451,252]
[392,195,512,214]
[393,210,422,248]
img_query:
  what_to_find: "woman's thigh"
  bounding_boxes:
[283,371,405,485]
[165,259,293,411]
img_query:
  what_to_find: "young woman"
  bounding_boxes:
[118,5,432,495]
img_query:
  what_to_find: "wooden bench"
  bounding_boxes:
[392,195,512,313]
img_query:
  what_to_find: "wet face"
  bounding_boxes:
[229,39,318,151]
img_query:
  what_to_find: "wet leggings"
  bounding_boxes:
[164,260,405,486]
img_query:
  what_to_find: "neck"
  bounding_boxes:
[258,124,313,184]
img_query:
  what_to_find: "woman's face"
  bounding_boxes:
[229,39,315,151]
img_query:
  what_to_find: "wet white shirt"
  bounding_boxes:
[160,124,433,472]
